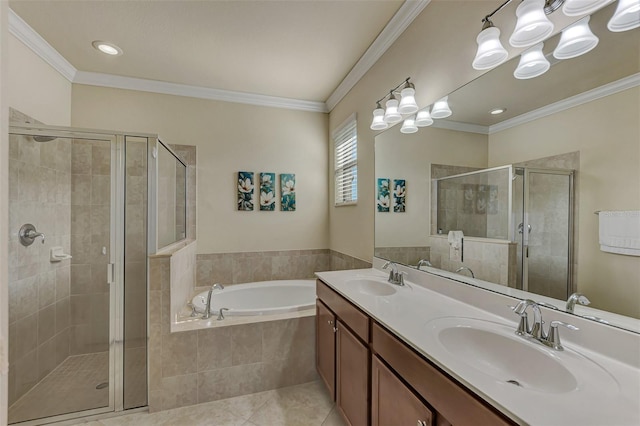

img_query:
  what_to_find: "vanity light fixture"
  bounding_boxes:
[92,40,123,56]
[370,102,389,131]
[370,78,421,130]
[510,0,555,47]
[430,96,453,119]
[562,0,614,15]
[400,116,419,134]
[553,16,599,59]
[472,18,509,70]
[514,42,550,79]
[383,93,403,125]
[607,0,640,32]
[415,108,434,127]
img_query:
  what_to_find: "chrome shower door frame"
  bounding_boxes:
[521,167,575,297]
[7,124,153,424]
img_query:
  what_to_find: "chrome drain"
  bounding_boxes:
[96,382,109,390]
[506,379,521,387]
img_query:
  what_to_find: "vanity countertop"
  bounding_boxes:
[316,268,640,426]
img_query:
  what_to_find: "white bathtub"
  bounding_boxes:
[191,279,316,316]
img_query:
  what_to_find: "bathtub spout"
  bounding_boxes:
[202,283,224,319]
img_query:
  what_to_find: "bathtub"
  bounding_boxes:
[191,279,316,316]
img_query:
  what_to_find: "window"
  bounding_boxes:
[333,114,358,206]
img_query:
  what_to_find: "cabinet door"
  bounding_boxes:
[372,355,433,426]
[336,320,369,426]
[316,300,336,400]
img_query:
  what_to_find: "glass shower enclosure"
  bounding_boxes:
[434,165,575,299]
[7,124,156,424]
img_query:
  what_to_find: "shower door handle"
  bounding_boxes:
[107,263,115,285]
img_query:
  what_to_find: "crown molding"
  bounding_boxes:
[74,71,329,113]
[325,0,430,111]
[489,73,640,134]
[8,9,76,82]
[431,119,489,135]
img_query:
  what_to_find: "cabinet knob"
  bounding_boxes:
[417,421,428,426]
[333,326,338,333]
[328,320,333,325]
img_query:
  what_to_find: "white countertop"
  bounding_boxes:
[316,268,640,426]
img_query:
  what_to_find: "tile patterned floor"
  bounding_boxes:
[72,381,345,426]
[9,352,110,424]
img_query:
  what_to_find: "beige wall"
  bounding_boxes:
[374,125,487,248]
[488,87,640,318]
[71,85,329,254]
[8,34,71,126]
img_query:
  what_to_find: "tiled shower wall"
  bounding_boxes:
[69,139,111,355]
[169,144,196,241]
[8,112,72,405]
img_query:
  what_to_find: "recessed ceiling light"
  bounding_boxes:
[490,108,506,115]
[92,41,123,56]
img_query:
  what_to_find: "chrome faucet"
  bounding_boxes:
[202,283,224,319]
[455,266,475,278]
[382,261,405,286]
[416,259,432,269]
[566,292,590,313]
[513,298,578,350]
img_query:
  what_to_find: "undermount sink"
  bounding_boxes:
[347,278,397,296]
[425,317,618,394]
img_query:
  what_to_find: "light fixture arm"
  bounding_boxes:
[481,0,563,25]
[375,77,412,105]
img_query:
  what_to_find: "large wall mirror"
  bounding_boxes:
[374,3,639,332]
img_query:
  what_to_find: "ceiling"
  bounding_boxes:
[9,0,420,110]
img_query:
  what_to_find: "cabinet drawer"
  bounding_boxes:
[372,322,514,426]
[317,279,370,342]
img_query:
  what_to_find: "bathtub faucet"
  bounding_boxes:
[202,283,225,319]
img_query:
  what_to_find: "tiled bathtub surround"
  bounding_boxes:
[196,249,371,288]
[147,246,370,413]
[374,246,431,267]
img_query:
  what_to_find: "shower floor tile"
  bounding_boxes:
[9,352,110,424]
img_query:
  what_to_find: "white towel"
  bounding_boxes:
[448,230,464,248]
[598,211,640,256]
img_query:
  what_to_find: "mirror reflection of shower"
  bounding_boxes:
[434,164,574,299]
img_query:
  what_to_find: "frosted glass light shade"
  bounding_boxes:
[384,98,403,124]
[431,96,452,119]
[514,43,550,79]
[562,0,614,16]
[509,0,554,48]
[398,87,419,114]
[608,0,640,32]
[400,117,418,134]
[553,16,599,60]
[415,109,434,127]
[473,26,509,70]
[370,107,389,130]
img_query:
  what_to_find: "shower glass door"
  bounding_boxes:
[8,128,118,424]
[521,168,574,300]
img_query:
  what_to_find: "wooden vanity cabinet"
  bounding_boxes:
[316,280,370,426]
[372,355,434,426]
[316,300,336,399]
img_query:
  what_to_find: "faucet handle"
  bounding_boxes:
[217,308,230,321]
[398,271,407,286]
[187,302,199,317]
[546,321,579,351]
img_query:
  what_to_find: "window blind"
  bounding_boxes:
[333,115,358,206]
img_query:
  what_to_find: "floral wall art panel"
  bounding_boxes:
[280,173,296,211]
[377,178,390,212]
[237,171,254,211]
[260,172,276,211]
[393,179,406,212]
